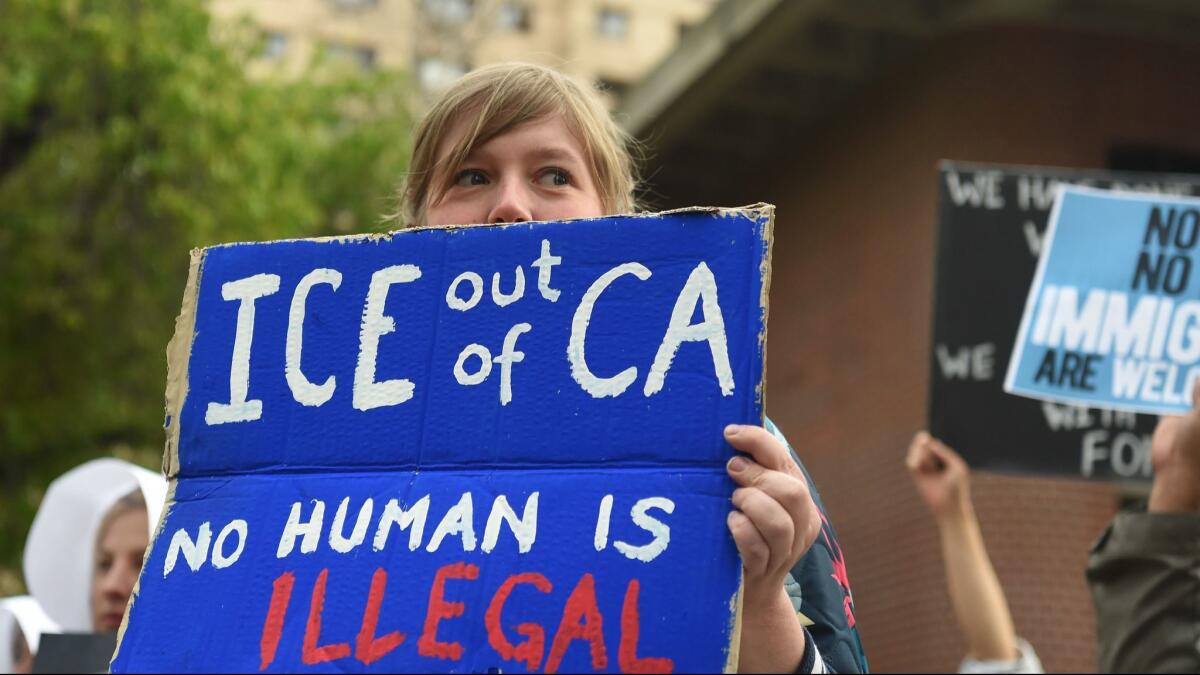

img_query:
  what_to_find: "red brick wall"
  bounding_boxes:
[748,25,1200,673]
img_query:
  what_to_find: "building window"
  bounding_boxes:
[263,31,288,60]
[422,0,474,25]
[327,42,377,70]
[597,7,628,39]
[497,1,531,32]
[418,57,470,93]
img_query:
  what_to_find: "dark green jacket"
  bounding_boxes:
[1087,511,1200,673]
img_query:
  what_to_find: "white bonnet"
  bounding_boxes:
[23,459,166,632]
[0,595,58,672]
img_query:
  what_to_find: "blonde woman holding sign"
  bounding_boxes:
[396,62,867,674]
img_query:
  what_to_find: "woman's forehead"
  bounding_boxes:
[437,111,588,167]
[99,509,148,546]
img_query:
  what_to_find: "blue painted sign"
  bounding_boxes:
[111,206,774,673]
[1006,186,1200,415]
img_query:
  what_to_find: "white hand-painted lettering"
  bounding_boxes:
[353,265,421,411]
[286,268,342,407]
[206,274,280,425]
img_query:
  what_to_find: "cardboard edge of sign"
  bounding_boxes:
[757,205,776,422]
[110,479,179,671]
[189,202,777,250]
[139,204,774,673]
[163,248,203,480]
[112,249,203,670]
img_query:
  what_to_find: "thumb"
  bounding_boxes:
[906,431,931,471]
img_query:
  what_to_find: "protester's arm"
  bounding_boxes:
[1087,390,1200,674]
[907,432,1021,665]
[725,424,823,673]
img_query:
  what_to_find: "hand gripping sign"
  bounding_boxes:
[111,206,774,673]
[1007,187,1200,415]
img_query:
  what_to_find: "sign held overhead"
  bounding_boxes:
[1007,187,1200,416]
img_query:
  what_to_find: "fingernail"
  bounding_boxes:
[725,424,741,437]
[728,456,747,473]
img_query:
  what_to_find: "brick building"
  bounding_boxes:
[620,0,1200,671]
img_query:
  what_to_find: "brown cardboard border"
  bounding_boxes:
[725,203,774,674]
[112,478,179,666]
[195,203,777,248]
[162,249,203,478]
[112,248,202,666]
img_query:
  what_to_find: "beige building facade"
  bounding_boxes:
[210,0,714,102]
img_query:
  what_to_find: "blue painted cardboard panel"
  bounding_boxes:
[1006,187,1200,414]
[112,206,773,673]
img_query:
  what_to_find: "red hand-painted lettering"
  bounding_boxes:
[355,567,406,665]
[259,571,295,671]
[485,572,552,671]
[302,568,351,665]
[618,579,673,674]
[418,562,480,661]
[545,573,607,674]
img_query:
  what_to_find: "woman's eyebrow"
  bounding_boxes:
[525,146,583,164]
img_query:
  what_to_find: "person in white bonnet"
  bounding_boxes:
[0,596,58,674]
[22,458,166,634]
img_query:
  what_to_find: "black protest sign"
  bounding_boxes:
[929,162,1200,480]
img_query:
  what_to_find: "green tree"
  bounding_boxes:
[0,0,414,589]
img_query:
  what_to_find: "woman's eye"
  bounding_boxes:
[537,168,571,187]
[454,169,488,187]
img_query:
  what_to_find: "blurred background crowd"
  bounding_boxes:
[4,0,1200,671]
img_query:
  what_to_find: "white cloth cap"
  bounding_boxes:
[0,595,59,672]
[22,458,167,632]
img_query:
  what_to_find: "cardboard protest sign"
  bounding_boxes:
[110,206,774,673]
[1006,187,1200,416]
[930,162,1200,480]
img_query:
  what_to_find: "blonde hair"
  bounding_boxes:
[398,62,640,227]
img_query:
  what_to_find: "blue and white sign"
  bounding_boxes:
[1006,186,1200,415]
[111,206,773,673]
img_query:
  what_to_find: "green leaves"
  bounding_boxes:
[0,0,413,582]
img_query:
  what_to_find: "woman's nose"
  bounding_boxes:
[487,179,534,224]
